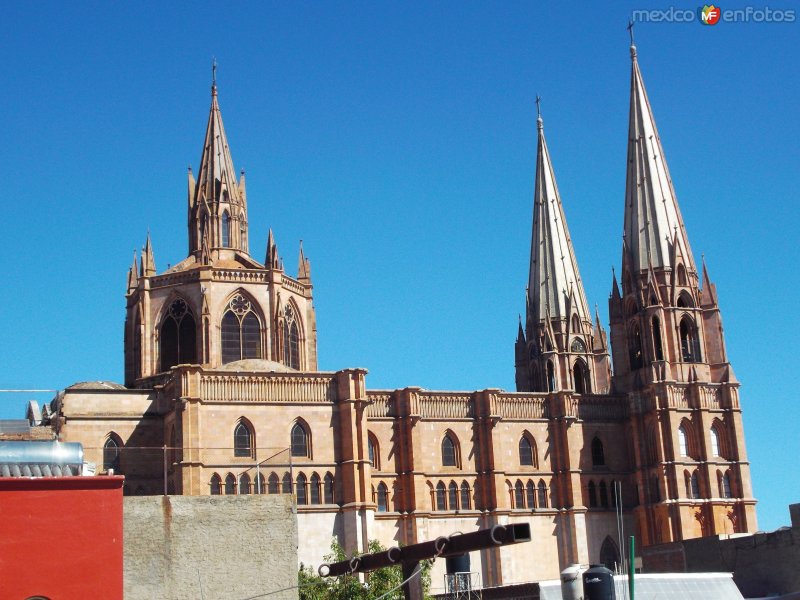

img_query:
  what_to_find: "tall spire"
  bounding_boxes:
[527,104,591,324]
[189,62,249,256]
[623,41,695,273]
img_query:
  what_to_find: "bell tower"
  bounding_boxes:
[609,39,756,544]
[516,103,611,394]
[124,67,318,386]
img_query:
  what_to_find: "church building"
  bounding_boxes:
[48,42,756,591]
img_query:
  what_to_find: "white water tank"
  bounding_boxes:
[561,564,584,600]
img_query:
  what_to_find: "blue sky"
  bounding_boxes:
[1,3,797,531]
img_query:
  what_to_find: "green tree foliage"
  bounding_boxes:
[299,539,432,600]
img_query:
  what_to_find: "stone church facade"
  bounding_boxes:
[50,44,756,590]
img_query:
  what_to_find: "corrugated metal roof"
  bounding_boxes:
[539,572,744,600]
[0,420,30,434]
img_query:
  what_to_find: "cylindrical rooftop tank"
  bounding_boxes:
[0,441,83,468]
[560,564,584,600]
[445,553,470,574]
[583,564,616,600]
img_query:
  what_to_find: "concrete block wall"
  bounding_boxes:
[124,495,298,600]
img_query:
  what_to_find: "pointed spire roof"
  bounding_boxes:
[127,250,139,292]
[623,42,695,273]
[297,240,311,280]
[141,232,156,276]
[528,106,591,324]
[194,64,244,209]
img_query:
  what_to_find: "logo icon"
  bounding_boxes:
[700,5,721,25]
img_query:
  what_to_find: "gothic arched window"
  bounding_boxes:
[448,481,459,510]
[210,473,222,495]
[514,480,525,508]
[519,434,536,467]
[678,425,689,458]
[573,360,589,394]
[721,471,732,498]
[310,473,321,504]
[239,473,251,495]
[160,298,196,371]
[291,421,310,458]
[283,305,301,369]
[588,480,598,507]
[377,482,389,512]
[221,293,262,364]
[538,480,549,508]
[368,433,379,470]
[600,480,609,507]
[710,426,721,457]
[282,472,292,494]
[680,317,701,363]
[526,480,536,509]
[591,437,605,467]
[690,471,701,499]
[600,536,620,571]
[268,473,279,494]
[324,473,335,504]
[652,315,664,361]
[225,473,236,495]
[460,481,471,510]
[234,420,254,458]
[436,482,447,510]
[629,324,644,370]
[256,473,266,494]
[546,360,556,392]
[570,337,586,353]
[221,211,231,248]
[296,473,307,505]
[441,433,459,468]
[103,435,122,473]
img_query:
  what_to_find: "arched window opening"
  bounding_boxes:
[296,473,307,505]
[103,435,122,473]
[538,480,549,508]
[591,437,605,467]
[239,473,251,495]
[210,473,222,495]
[160,298,196,371]
[680,317,701,363]
[310,474,321,505]
[629,324,644,370]
[690,471,701,499]
[221,211,231,248]
[526,481,536,509]
[283,305,301,369]
[710,426,721,457]
[225,473,236,495]
[588,480,598,508]
[519,435,534,466]
[368,434,379,470]
[722,471,732,499]
[600,537,620,572]
[291,422,310,458]
[600,480,609,508]
[678,425,689,458]
[221,294,262,364]
[677,290,694,308]
[514,480,525,509]
[324,473,335,504]
[281,472,292,494]
[442,434,458,467]
[677,264,688,287]
[571,315,581,333]
[652,316,664,361]
[571,337,586,353]
[610,480,620,508]
[268,473,279,494]
[547,360,556,392]
[573,360,589,394]
[377,482,389,512]
[436,482,447,510]
[460,482,471,510]
[256,473,266,494]
[448,481,459,510]
[234,421,253,458]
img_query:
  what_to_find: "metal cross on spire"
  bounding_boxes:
[212,57,217,86]
[627,19,635,45]
[535,94,542,118]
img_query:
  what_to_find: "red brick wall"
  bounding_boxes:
[0,476,124,600]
